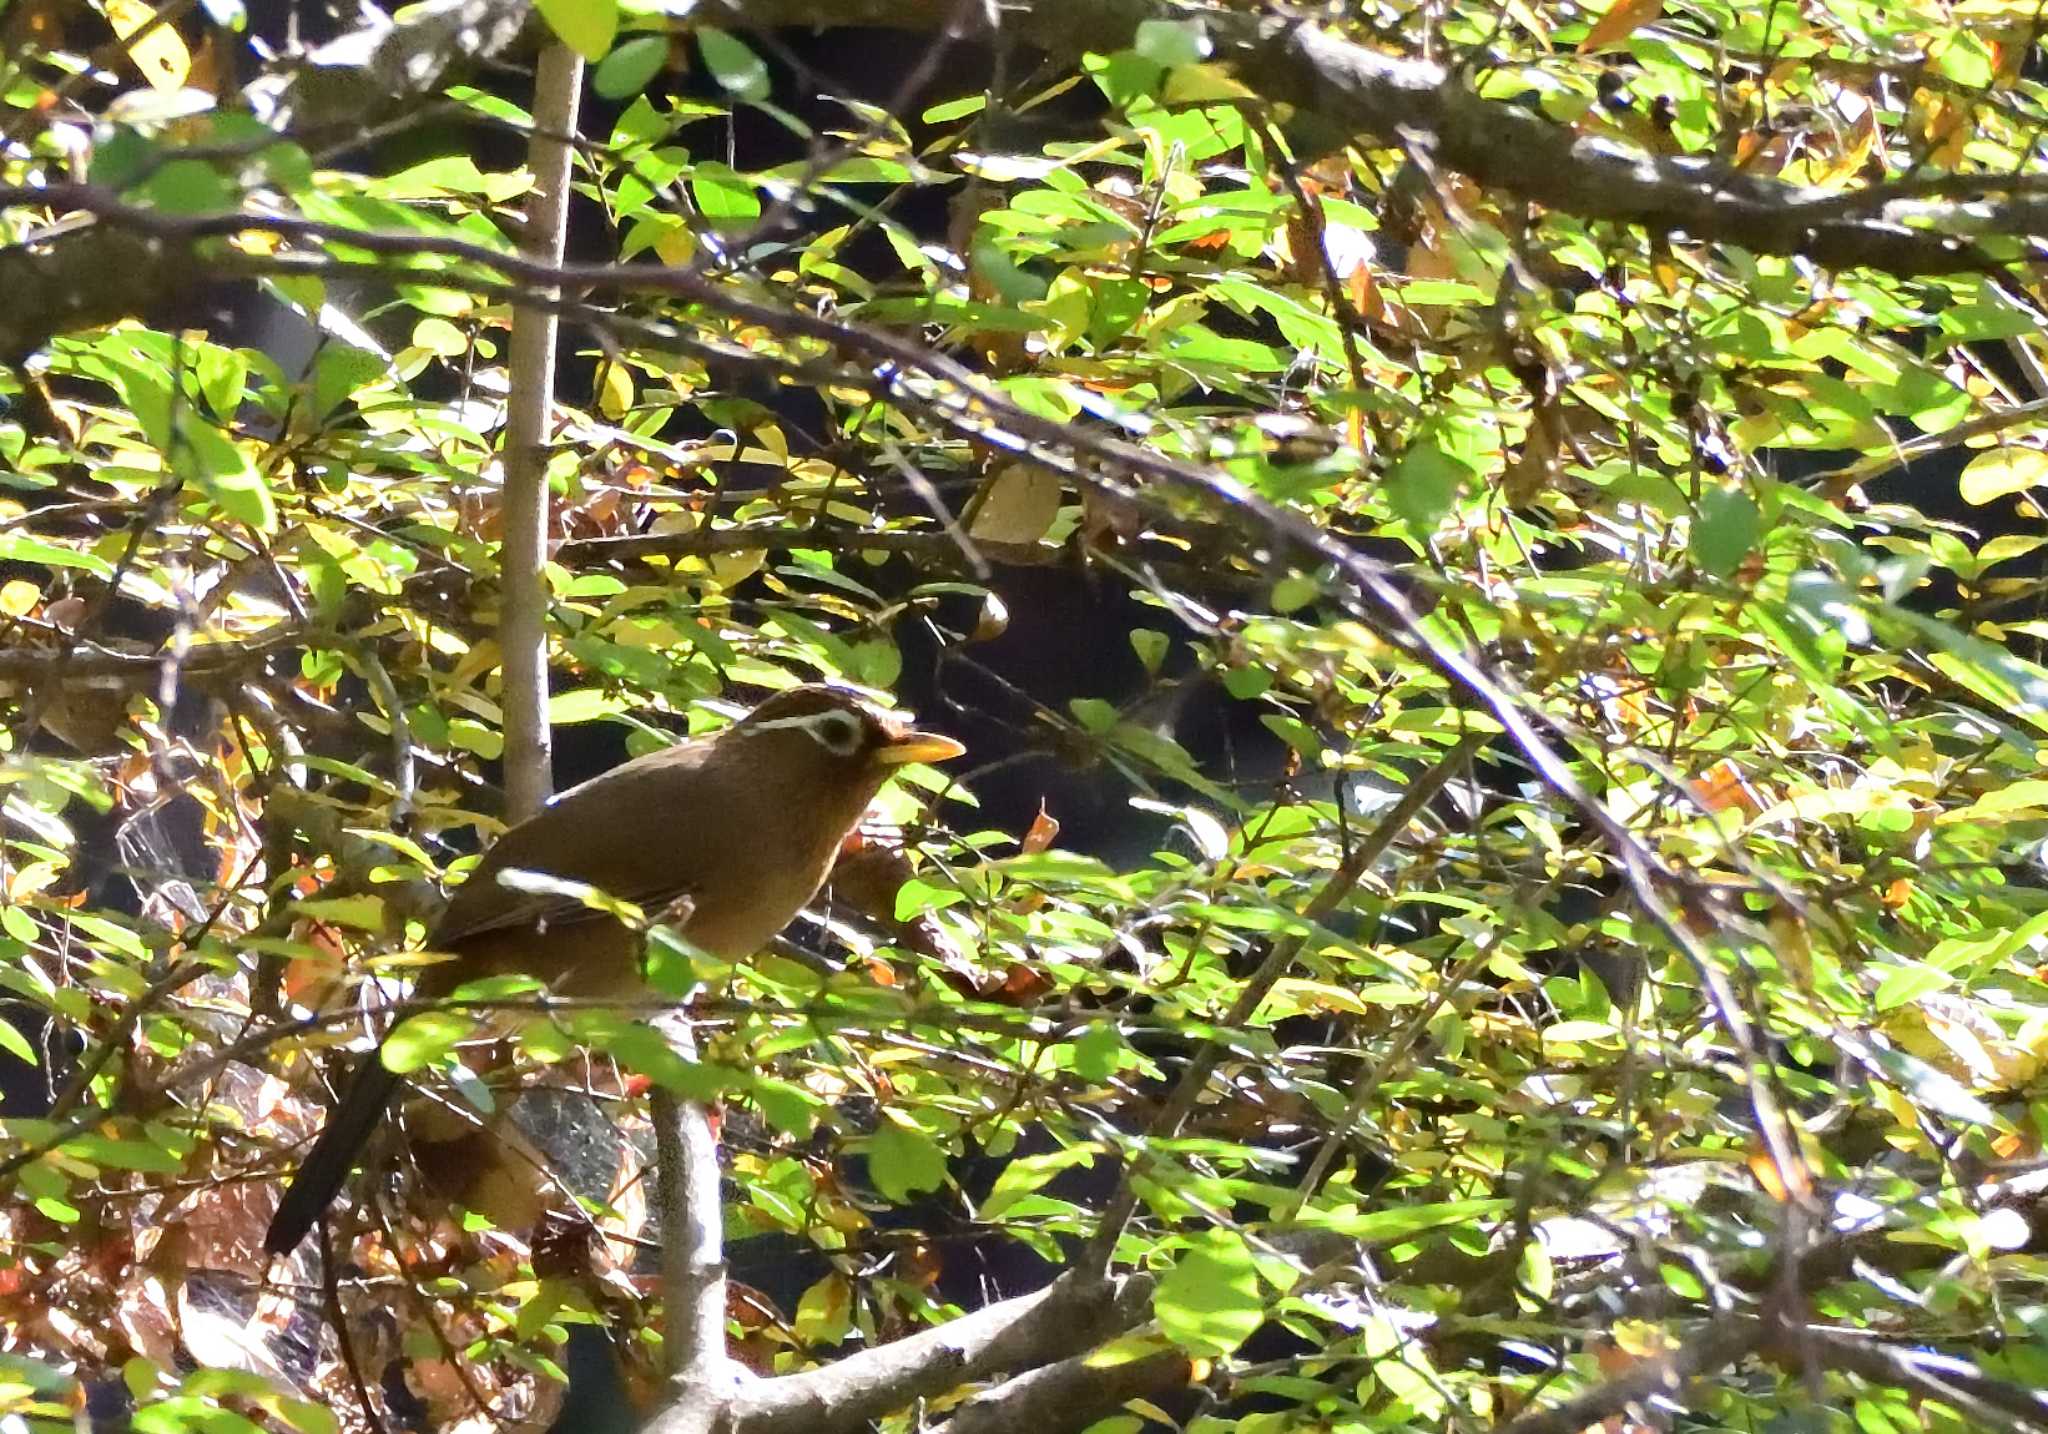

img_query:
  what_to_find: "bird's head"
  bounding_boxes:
[727,685,964,802]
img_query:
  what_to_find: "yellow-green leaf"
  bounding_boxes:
[535,0,617,61]
[1959,447,2048,504]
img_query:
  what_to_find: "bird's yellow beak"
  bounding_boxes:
[873,729,966,766]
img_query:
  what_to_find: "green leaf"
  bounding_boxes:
[793,1274,854,1345]
[62,1135,183,1174]
[89,126,157,189]
[1387,439,1469,534]
[1129,628,1169,674]
[1133,19,1210,66]
[980,1146,1097,1220]
[750,1078,821,1138]
[139,159,232,215]
[312,344,386,417]
[922,95,985,124]
[971,231,1048,303]
[1156,1233,1262,1357]
[570,1014,730,1099]
[548,688,630,723]
[535,0,617,61]
[1270,575,1318,613]
[0,1019,34,1067]
[698,27,769,102]
[1691,486,1761,578]
[184,419,276,531]
[382,1012,476,1074]
[1959,448,2048,505]
[1857,1042,2006,1130]
[693,162,761,228]
[1873,962,1952,1011]
[867,1121,946,1202]
[0,533,114,577]
[594,35,667,100]
[1308,1198,1512,1242]
[1073,1024,1124,1080]
[291,894,385,931]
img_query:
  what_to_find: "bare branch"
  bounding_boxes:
[246,0,531,133]
[1798,1328,2048,1434]
[946,1350,1193,1434]
[498,38,582,822]
[1492,1317,1763,1434]
[714,1273,1154,1434]
[557,525,1059,571]
[650,1086,734,1433]
[733,0,2003,276]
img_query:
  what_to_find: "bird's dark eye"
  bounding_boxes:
[804,710,865,756]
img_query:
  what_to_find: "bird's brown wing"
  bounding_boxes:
[431,869,698,948]
[430,744,706,949]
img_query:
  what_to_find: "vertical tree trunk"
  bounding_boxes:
[499,40,583,820]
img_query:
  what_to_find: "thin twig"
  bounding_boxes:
[1814,396,2048,491]
[317,1221,391,1434]
[1492,1316,1764,1434]
[1081,730,1488,1275]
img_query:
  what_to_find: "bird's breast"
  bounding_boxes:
[680,836,840,960]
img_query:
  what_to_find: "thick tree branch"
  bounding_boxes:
[246,0,530,134]
[650,1086,733,1432]
[945,1349,1192,1434]
[1794,1327,2048,1434]
[734,0,2007,276]
[712,1273,1154,1434]
[0,0,1996,366]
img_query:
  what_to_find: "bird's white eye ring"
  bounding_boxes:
[804,709,865,756]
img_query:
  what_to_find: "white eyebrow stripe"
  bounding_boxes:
[748,713,853,734]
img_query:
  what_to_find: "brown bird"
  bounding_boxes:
[264,685,964,1255]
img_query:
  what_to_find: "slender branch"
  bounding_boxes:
[20,181,1811,1209]
[1816,396,2048,492]
[946,1350,1193,1434]
[717,1273,1154,1434]
[727,0,2001,277]
[0,0,1832,1246]
[0,625,314,681]
[557,525,1058,570]
[1081,730,1487,1274]
[0,1111,104,1183]
[1797,1328,2048,1434]
[198,200,1716,1033]
[1492,1316,1764,1434]
[316,1221,392,1434]
[216,0,2006,276]
[650,1082,732,1425]
[498,39,582,822]
[34,957,210,1130]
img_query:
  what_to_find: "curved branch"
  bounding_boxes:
[733,0,2005,277]
[718,1273,1154,1434]
[1493,1316,1764,1434]
[945,1349,1192,1434]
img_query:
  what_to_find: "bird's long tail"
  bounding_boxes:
[264,1052,403,1256]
